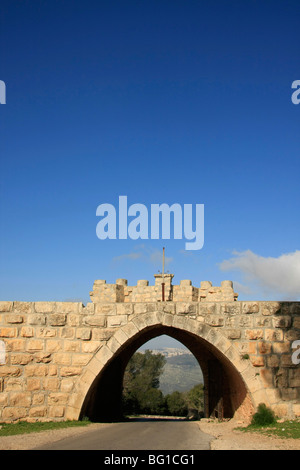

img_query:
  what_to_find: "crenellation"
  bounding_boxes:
[89,274,237,303]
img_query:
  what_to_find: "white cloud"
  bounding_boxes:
[219,249,300,300]
[112,245,173,268]
[112,252,142,262]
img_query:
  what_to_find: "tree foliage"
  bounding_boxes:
[122,351,204,418]
[122,350,166,415]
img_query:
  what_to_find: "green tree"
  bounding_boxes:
[185,384,204,415]
[139,388,166,415]
[122,350,166,415]
[165,391,188,417]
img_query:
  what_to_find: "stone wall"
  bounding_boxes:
[0,275,299,423]
[90,276,238,303]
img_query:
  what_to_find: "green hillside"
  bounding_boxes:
[159,354,203,395]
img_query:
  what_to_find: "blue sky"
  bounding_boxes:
[1,0,299,307]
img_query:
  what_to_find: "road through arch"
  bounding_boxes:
[75,313,256,422]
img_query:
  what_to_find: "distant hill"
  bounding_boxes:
[158,353,203,395]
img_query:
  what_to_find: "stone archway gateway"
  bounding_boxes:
[0,274,299,422]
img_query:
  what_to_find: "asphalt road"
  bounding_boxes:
[35,418,212,450]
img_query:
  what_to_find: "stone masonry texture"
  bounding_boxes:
[0,275,299,423]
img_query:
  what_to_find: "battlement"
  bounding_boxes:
[89,274,238,303]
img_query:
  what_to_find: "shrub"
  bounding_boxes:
[251,403,276,426]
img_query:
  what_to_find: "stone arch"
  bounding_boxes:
[65,312,269,422]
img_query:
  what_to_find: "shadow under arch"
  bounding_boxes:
[79,322,254,422]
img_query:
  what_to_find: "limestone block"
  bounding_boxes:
[293,317,300,329]
[176,302,197,315]
[55,302,79,314]
[27,378,41,391]
[71,353,92,366]
[10,392,31,407]
[60,367,82,377]
[272,342,291,354]
[81,341,100,353]
[242,302,259,314]
[245,329,264,340]
[49,314,67,327]
[0,328,17,337]
[25,365,48,377]
[13,302,33,313]
[2,407,28,421]
[289,368,300,387]
[76,328,92,341]
[220,303,241,315]
[5,314,24,324]
[267,355,280,368]
[34,302,55,313]
[0,366,22,377]
[46,340,62,353]
[137,280,149,287]
[91,329,114,341]
[48,365,58,376]
[48,393,69,405]
[257,341,272,354]
[29,406,47,417]
[33,394,46,406]
[43,377,60,391]
[133,303,148,314]
[60,327,74,339]
[205,315,224,327]
[254,316,272,327]
[83,315,106,327]
[61,378,75,393]
[225,329,241,339]
[280,354,295,367]
[34,352,52,365]
[27,340,44,352]
[106,336,122,354]
[261,302,281,316]
[0,301,13,312]
[199,303,217,315]
[292,404,300,417]
[10,353,33,365]
[64,340,80,352]
[95,303,117,315]
[53,353,71,365]
[28,314,47,326]
[116,303,134,315]
[49,406,65,418]
[265,329,284,341]
[273,316,292,328]
[107,315,128,327]
[20,327,34,337]
[272,404,290,418]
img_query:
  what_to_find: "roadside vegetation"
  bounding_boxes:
[236,403,300,439]
[0,419,91,437]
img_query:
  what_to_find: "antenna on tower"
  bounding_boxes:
[162,247,165,301]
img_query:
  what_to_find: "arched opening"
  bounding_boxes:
[122,335,204,419]
[79,324,252,422]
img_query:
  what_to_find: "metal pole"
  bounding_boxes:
[162,247,165,301]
